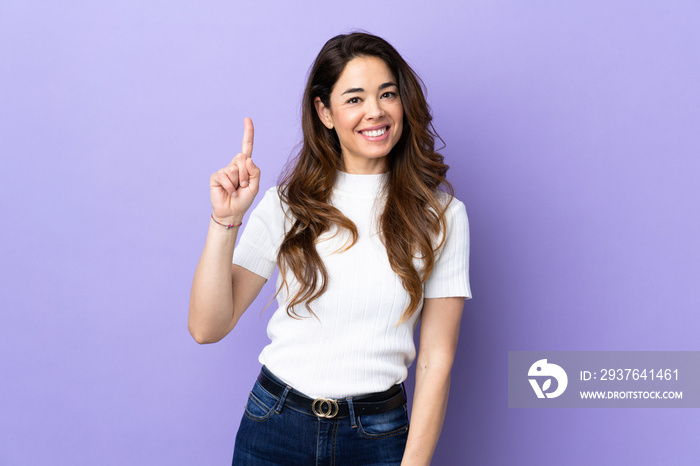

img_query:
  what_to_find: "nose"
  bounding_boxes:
[365,97,385,119]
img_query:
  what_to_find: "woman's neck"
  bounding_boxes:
[340,156,387,175]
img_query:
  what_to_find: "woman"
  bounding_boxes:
[189,32,471,465]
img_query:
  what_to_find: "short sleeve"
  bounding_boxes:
[232,187,287,280]
[423,197,472,299]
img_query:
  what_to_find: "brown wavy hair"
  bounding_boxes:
[276,32,454,324]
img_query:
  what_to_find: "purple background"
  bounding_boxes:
[2,1,699,465]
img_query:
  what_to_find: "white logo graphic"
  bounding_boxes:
[528,359,568,398]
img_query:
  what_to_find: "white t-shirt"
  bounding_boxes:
[233,171,471,398]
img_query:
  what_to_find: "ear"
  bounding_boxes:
[314,97,334,129]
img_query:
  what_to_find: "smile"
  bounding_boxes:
[359,126,389,139]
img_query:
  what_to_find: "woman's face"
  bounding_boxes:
[315,56,404,174]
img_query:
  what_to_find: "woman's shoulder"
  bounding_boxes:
[430,190,469,253]
[433,189,467,216]
[256,185,285,207]
[252,185,294,225]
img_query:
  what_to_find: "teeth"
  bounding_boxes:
[362,127,386,137]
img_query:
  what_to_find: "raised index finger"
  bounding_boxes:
[241,117,254,157]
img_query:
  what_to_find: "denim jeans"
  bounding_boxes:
[232,367,409,465]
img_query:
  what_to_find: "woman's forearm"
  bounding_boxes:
[188,218,240,343]
[401,361,452,466]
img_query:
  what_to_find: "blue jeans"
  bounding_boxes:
[232,367,409,465]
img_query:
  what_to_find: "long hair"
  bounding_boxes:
[277,32,454,324]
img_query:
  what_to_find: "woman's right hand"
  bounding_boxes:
[209,117,260,224]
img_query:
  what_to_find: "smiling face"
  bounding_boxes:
[315,56,404,174]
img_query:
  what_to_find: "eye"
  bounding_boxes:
[346,97,361,104]
[381,91,398,99]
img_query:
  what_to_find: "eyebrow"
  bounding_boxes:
[340,81,398,95]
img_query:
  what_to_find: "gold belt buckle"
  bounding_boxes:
[312,397,339,418]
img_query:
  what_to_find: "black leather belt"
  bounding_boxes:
[256,367,406,419]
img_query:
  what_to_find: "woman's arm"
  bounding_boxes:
[401,296,465,466]
[188,118,265,344]
[188,224,266,344]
